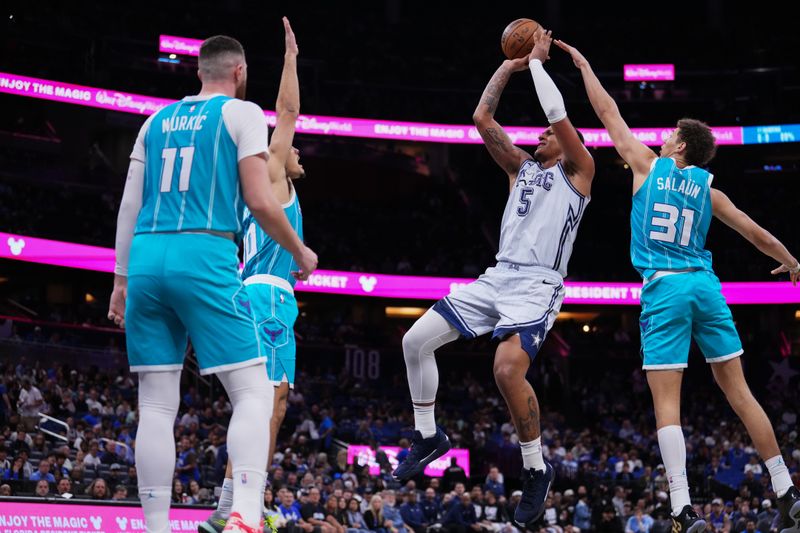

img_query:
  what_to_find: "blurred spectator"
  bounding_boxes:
[56,477,73,498]
[400,489,429,533]
[87,478,110,500]
[382,491,407,533]
[111,484,128,501]
[485,466,505,498]
[34,479,51,497]
[364,494,388,533]
[443,493,480,533]
[443,458,467,492]
[303,487,334,533]
[17,379,44,431]
[30,458,55,483]
[756,500,777,533]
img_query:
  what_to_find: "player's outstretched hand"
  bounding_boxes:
[554,39,589,70]
[529,28,553,64]
[283,16,298,56]
[292,245,318,281]
[107,275,128,329]
[502,56,529,73]
[771,262,800,286]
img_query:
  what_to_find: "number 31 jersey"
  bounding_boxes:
[132,94,270,236]
[630,157,714,280]
[496,159,590,277]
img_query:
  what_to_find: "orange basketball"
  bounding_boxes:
[501,18,541,59]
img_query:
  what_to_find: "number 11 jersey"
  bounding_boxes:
[133,94,270,237]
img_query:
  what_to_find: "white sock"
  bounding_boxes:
[403,310,459,440]
[217,365,273,526]
[520,438,545,472]
[413,403,437,439]
[139,487,172,533]
[217,477,234,519]
[135,371,181,533]
[765,455,793,498]
[657,425,691,515]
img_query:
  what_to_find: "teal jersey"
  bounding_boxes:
[630,157,714,279]
[241,186,304,286]
[135,95,244,235]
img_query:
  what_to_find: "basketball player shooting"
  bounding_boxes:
[395,29,595,529]
[555,38,800,533]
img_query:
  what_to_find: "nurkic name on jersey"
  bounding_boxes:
[496,159,589,277]
[630,157,714,280]
[241,187,304,287]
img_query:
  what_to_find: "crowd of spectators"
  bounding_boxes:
[1,328,798,533]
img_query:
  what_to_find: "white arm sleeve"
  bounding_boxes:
[222,99,270,161]
[114,159,144,276]
[529,59,567,124]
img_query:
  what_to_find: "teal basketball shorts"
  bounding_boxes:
[639,270,743,370]
[126,233,264,375]
[244,275,299,388]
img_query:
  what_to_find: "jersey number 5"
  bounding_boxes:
[517,187,534,217]
[650,203,695,246]
[159,147,195,192]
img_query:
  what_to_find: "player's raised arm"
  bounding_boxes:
[527,29,594,190]
[268,17,300,177]
[554,39,656,183]
[710,188,799,285]
[473,58,533,181]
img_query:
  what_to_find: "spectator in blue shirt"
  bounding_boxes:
[382,490,407,533]
[484,467,505,498]
[400,490,428,533]
[443,494,480,533]
[574,487,592,531]
[278,488,303,522]
[29,459,56,483]
[625,507,654,533]
[421,488,441,524]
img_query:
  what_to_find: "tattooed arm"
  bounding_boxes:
[473,59,533,183]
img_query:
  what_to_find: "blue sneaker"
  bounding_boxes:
[392,427,451,481]
[514,462,554,528]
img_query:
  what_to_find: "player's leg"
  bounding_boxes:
[136,370,182,533]
[692,272,800,532]
[492,271,564,527]
[202,283,297,533]
[394,274,497,480]
[167,234,272,531]
[639,274,704,533]
[711,363,800,532]
[126,235,189,533]
[270,381,290,466]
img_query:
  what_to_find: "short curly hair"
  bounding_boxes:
[676,118,717,167]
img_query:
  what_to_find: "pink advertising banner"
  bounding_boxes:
[624,64,676,81]
[159,35,203,57]
[0,501,208,533]
[0,71,743,146]
[347,444,470,477]
[2,232,798,305]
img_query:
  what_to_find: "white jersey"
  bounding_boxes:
[496,159,589,277]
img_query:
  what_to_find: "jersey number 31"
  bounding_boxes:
[650,202,695,246]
